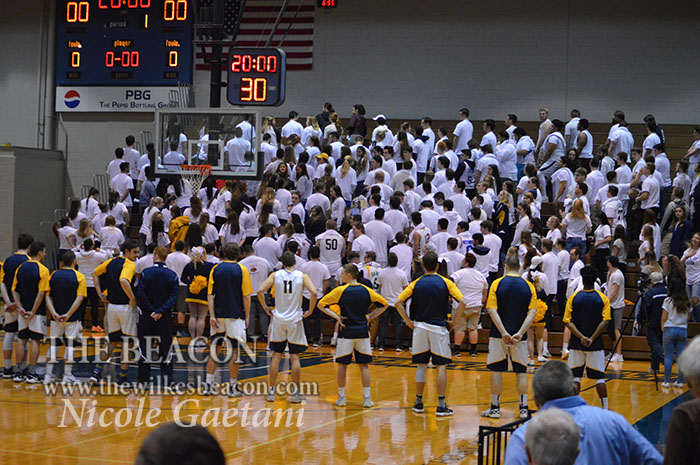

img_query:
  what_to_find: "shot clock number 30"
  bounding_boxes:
[227,48,286,107]
[56,0,193,85]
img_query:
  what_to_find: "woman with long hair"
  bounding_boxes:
[545,215,562,243]
[67,199,86,229]
[262,115,278,147]
[324,112,343,142]
[184,194,203,224]
[277,222,295,251]
[611,224,628,273]
[681,232,700,321]
[219,211,245,246]
[511,202,532,247]
[54,216,77,263]
[329,185,345,226]
[346,103,367,142]
[295,163,313,201]
[76,218,96,243]
[81,186,100,220]
[592,211,612,279]
[283,143,298,166]
[518,230,539,269]
[146,216,170,248]
[639,208,661,259]
[354,145,370,197]
[305,205,326,243]
[670,206,692,258]
[139,196,164,253]
[99,215,125,254]
[212,181,233,230]
[562,198,591,254]
[661,277,691,387]
[337,156,357,203]
[522,192,541,219]
[493,190,511,236]
[257,202,280,229]
[302,116,322,147]
[639,225,655,262]
[181,247,215,345]
[198,212,219,245]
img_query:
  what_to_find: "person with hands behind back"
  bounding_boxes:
[318,264,388,409]
[396,251,466,417]
[257,251,318,403]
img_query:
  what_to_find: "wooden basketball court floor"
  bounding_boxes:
[0,339,687,465]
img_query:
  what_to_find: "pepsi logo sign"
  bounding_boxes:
[64,90,81,109]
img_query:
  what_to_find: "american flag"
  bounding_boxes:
[196,0,316,71]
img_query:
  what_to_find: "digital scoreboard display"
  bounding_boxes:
[56,0,193,86]
[227,48,286,106]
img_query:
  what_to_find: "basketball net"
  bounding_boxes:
[179,165,211,196]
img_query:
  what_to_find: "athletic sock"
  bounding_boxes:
[28,365,36,375]
[20,361,28,371]
[206,373,215,385]
[519,394,528,408]
[46,364,55,375]
[438,396,446,408]
[64,364,73,376]
[4,360,11,369]
[601,397,609,410]
[543,342,549,353]
[491,394,500,407]
[562,343,568,351]
[363,387,371,398]
[338,387,346,397]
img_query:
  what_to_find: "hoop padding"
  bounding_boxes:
[179,165,211,195]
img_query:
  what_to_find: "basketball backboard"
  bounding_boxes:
[153,108,264,180]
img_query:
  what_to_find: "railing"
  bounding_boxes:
[478,415,530,465]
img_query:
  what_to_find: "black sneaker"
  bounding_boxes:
[519,406,530,419]
[412,400,424,413]
[13,368,28,382]
[2,367,15,379]
[470,350,478,357]
[25,373,41,384]
[452,348,461,357]
[436,405,454,417]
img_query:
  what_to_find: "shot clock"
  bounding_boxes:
[227,48,286,106]
[56,0,193,86]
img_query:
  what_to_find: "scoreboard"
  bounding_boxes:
[56,0,193,86]
[227,48,286,106]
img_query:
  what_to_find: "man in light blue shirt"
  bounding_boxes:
[505,360,663,465]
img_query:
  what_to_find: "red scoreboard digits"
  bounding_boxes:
[227,48,286,106]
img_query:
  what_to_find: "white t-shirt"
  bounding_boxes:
[365,220,394,265]
[516,136,536,165]
[389,243,413,279]
[99,226,124,252]
[166,252,191,280]
[480,131,497,150]
[135,254,154,276]
[239,256,272,293]
[384,209,409,237]
[451,268,487,308]
[110,173,134,207]
[662,298,691,328]
[377,266,409,306]
[564,118,580,148]
[352,234,375,262]
[541,251,559,295]
[253,236,283,269]
[281,120,304,140]
[315,230,344,277]
[643,132,661,155]
[219,223,245,245]
[453,119,474,153]
[563,216,591,239]
[497,140,518,180]
[606,268,626,308]
[300,260,330,299]
[557,249,570,280]
[594,224,612,249]
[641,176,661,209]
[439,250,465,276]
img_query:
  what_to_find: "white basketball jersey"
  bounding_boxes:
[273,269,304,323]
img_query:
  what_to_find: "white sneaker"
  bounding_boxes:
[542,350,552,358]
[481,406,500,418]
[527,359,535,367]
[331,335,338,346]
[289,394,305,403]
[62,374,79,385]
[335,397,346,407]
[561,349,569,360]
[672,381,685,388]
[228,385,243,398]
[266,392,276,402]
[661,382,671,388]
[362,397,374,408]
[611,354,624,363]
[537,356,548,363]
[43,373,54,385]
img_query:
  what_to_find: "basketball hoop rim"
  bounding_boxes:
[179,164,212,175]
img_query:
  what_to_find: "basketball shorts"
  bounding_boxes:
[486,338,528,373]
[3,308,19,332]
[336,337,372,365]
[50,320,82,341]
[106,304,138,342]
[269,319,307,354]
[18,314,47,341]
[211,318,246,348]
[568,349,605,380]
[454,306,481,332]
[412,323,451,365]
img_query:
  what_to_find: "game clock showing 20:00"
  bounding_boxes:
[56,0,193,86]
[227,48,287,106]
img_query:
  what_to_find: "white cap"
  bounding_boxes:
[373,114,386,121]
[529,256,544,270]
